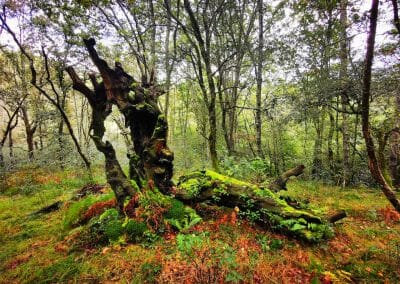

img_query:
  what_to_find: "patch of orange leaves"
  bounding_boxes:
[379,206,400,224]
[34,173,61,185]
[253,261,313,284]
[124,194,139,218]
[213,208,238,230]
[4,169,61,188]
[82,199,117,222]
[158,246,228,284]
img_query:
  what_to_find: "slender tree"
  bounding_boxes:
[361,0,400,212]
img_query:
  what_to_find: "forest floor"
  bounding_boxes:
[0,167,399,283]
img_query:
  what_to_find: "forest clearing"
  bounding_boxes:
[0,0,400,283]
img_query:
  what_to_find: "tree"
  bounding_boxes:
[255,0,264,158]
[361,0,400,212]
[165,0,227,170]
[0,9,92,173]
[339,0,350,187]
[66,37,336,242]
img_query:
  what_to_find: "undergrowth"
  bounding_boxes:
[0,168,399,283]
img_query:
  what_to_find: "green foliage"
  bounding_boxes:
[98,208,124,242]
[79,208,124,246]
[263,211,334,242]
[166,210,202,232]
[177,178,203,198]
[220,156,270,182]
[163,199,185,220]
[141,261,162,283]
[176,233,208,256]
[124,219,148,242]
[256,234,271,252]
[63,191,114,228]
[255,234,284,251]
[141,231,161,248]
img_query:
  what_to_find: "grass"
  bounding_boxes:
[0,167,399,283]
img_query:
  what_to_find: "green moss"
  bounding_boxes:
[104,219,124,241]
[164,199,202,232]
[178,178,203,198]
[63,192,115,228]
[125,220,148,242]
[206,170,256,189]
[31,256,81,283]
[164,199,185,220]
[180,170,334,242]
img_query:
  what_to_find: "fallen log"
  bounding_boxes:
[268,164,305,192]
[30,201,64,215]
[175,170,334,242]
[328,210,347,223]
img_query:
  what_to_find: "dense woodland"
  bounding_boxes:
[1,0,400,283]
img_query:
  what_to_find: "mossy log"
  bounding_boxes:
[175,170,333,242]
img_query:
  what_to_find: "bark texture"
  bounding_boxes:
[67,38,174,210]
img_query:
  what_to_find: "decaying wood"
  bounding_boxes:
[175,170,334,242]
[268,165,305,192]
[328,210,347,223]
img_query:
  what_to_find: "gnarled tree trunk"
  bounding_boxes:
[67,38,173,211]
[68,38,335,242]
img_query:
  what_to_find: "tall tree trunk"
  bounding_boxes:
[389,94,400,188]
[217,71,234,155]
[340,0,350,187]
[255,0,264,158]
[8,129,14,160]
[0,144,4,168]
[21,106,36,160]
[312,113,324,179]
[361,0,400,212]
[57,96,66,165]
[148,0,157,72]
[327,112,335,173]
[164,15,173,118]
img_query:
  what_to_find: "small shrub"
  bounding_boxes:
[104,219,124,242]
[270,238,284,250]
[125,219,148,242]
[78,208,124,247]
[164,199,185,220]
[141,261,162,283]
[176,233,207,256]
[163,199,202,232]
